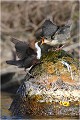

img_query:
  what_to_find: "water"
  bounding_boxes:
[1,92,79,120]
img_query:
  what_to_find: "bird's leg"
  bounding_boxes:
[27,72,34,78]
[24,68,34,78]
[55,44,64,51]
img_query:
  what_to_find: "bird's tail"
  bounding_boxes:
[6,60,23,67]
[6,60,18,65]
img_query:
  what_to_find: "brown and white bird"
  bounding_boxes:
[6,38,41,71]
[35,19,72,50]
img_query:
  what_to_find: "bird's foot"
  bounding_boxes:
[27,72,34,78]
[24,72,34,81]
[55,45,64,51]
[24,68,33,77]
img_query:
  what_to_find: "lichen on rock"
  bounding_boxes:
[9,50,80,117]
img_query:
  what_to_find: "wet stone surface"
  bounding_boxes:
[9,50,80,117]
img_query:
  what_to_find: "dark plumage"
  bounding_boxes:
[6,38,41,70]
[35,19,59,39]
[52,20,72,42]
[42,20,71,48]
[42,20,58,38]
[6,55,37,69]
[11,38,36,60]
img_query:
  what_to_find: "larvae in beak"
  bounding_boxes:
[41,37,44,45]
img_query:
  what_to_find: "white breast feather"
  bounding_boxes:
[35,42,41,59]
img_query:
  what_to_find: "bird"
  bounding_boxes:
[35,19,72,50]
[41,19,59,38]
[35,19,58,40]
[6,38,42,75]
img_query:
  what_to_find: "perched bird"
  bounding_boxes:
[6,38,42,72]
[35,19,58,52]
[35,19,72,50]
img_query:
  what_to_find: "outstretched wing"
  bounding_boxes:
[6,59,24,68]
[42,19,58,37]
[35,19,58,39]
[53,20,72,42]
[11,38,35,60]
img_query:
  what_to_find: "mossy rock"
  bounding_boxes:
[30,50,79,83]
[10,50,80,118]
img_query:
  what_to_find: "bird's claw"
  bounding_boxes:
[55,45,64,51]
[26,72,34,78]
[24,72,34,81]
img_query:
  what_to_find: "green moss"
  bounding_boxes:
[30,50,79,81]
[41,50,74,63]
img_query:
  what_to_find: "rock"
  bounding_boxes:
[9,50,80,117]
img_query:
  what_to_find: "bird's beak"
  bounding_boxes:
[41,37,44,45]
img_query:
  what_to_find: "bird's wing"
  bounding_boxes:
[6,60,24,68]
[54,20,72,42]
[24,55,37,68]
[42,19,58,37]
[11,38,35,60]
[35,27,43,39]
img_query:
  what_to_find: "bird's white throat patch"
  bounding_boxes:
[35,42,41,59]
